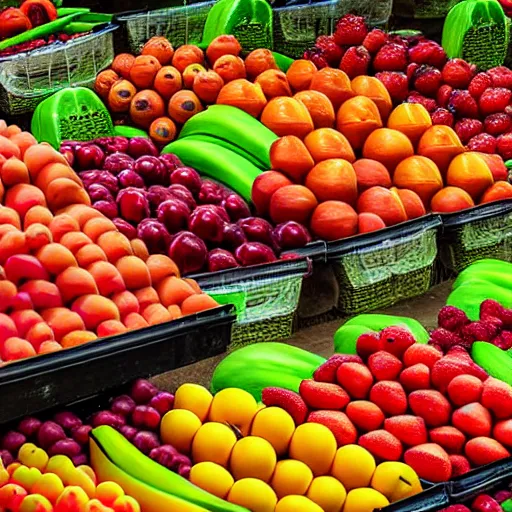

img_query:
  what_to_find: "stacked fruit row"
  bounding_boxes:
[0,121,219,364]
[304,14,512,162]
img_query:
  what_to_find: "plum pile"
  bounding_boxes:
[60,136,311,275]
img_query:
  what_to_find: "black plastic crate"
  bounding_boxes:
[0,305,235,425]
[327,215,443,315]
[439,199,512,274]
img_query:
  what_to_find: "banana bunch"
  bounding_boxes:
[162,105,278,202]
[90,426,250,512]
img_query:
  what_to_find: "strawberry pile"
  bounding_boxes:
[304,14,512,160]
[431,300,512,353]
[262,327,512,483]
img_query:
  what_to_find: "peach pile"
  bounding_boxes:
[0,121,219,364]
[162,383,423,512]
[0,443,140,511]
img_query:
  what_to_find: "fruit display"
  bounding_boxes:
[58,135,311,274]
[0,0,57,41]
[0,120,220,365]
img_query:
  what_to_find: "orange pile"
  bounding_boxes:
[0,121,219,364]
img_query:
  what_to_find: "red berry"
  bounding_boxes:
[363,29,388,54]
[455,119,483,144]
[407,62,420,82]
[484,113,512,136]
[437,84,453,108]
[407,92,437,113]
[479,88,512,116]
[431,108,454,127]
[408,40,447,69]
[333,14,368,46]
[303,47,329,69]
[467,133,497,154]
[442,59,474,89]
[413,65,443,97]
[340,45,371,79]
[448,90,479,118]
[468,72,493,99]
[497,133,512,159]
[375,71,409,103]
[315,35,344,66]
[488,66,512,88]
[374,43,409,72]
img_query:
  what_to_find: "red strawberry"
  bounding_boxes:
[261,387,309,425]
[384,415,428,446]
[308,410,357,447]
[455,118,483,144]
[315,35,344,66]
[370,381,408,416]
[403,344,443,369]
[373,43,408,72]
[438,306,470,332]
[299,380,350,410]
[356,332,382,360]
[493,331,512,350]
[468,72,493,98]
[481,377,512,419]
[333,14,368,46]
[359,430,403,461]
[437,84,453,108]
[409,389,452,427]
[303,47,329,69]
[400,363,431,391]
[488,66,512,88]
[497,133,512,159]
[379,326,416,358]
[468,133,498,153]
[430,328,466,352]
[363,29,388,54]
[447,374,483,406]
[442,59,474,88]
[345,400,385,432]
[375,71,409,103]
[484,113,512,135]
[479,87,512,116]
[465,437,510,466]
[407,92,437,112]
[449,455,471,477]
[339,46,371,79]
[367,351,403,381]
[452,403,492,437]
[407,62,420,81]
[408,41,447,68]
[314,354,363,383]
[431,108,454,127]
[429,426,466,454]
[404,443,452,482]
[336,363,373,399]
[413,65,443,97]
[448,90,479,118]
[493,419,512,448]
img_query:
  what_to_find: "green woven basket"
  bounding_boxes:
[328,216,443,315]
[439,200,512,274]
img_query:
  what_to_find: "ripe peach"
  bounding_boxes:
[2,337,36,361]
[394,188,427,220]
[10,310,43,338]
[183,278,202,294]
[255,69,292,99]
[0,230,28,264]
[88,261,126,297]
[112,495,141,512]
[481,181,512,203]
[244,49,278,81]
[72,295,121,330]
[310,201,358,241]
[251,171,293,216]
[112,290,140,318]
[213,55,246,83]
[181,294,219,315]
[134,287,160,310]
[19,281,63,310]
[24,205,53,229]
[172,45,204,74]
[45,178,91,212]
[304,128,355,163]
[446,152,495,200]
[38,341,63,355]
[167,304,183,320]
[387,103,432,145]
[34,163,81,193]
[41,308,86,342]
[23,143,68,179]
[59,232,92,254]
[4,254,49,284]
[25,323,55,351]
[55,267,99,304]
[358,212,386,233]
[206,35,242,65]
[269,185,318,224]
[75,244,108,268]
[61,330,98,348]
[36,243,78,275]
[310,68,353,109]
[294,90,335,129]
[431,187,475,213]
[97,320,127,338]
[83,217,117,242]
[479,153,509,181]
[0,281,17,313]
[0,157,30,186]
[25,224,53,251]
[0,135,21,159]
[351,75,393,121]
[142,303,173,325]
[270,136,314,182]
[193,71,224,104]
[5,184,47,219]
[0,312,18,345]
[183,63,206,89]
[154,66,183,100]
[286,59,317,92]
[156,276,196,307]
[353,159,392,191]
[216,79,267,118]
[417,125,465,174]
[123,312,149,330]
[146,254,180,284]
[48,214,80,242]
[261,97,314,139]
[130,239,149,262]
[9,132,37,159]
[62,204,102,228]
[97,231,133,264]
[357,186,408,226]
[0,224,18,240]
[0,206,21,229]
[116,256,151,290]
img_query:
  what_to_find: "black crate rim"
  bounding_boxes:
[440,199,512,231]
[377,482,450,512]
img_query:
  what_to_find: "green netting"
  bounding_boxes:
[393,0,463,19]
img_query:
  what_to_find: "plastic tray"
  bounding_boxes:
[327,215,443,314]
[439,199,512,274]
[0,305,235,425]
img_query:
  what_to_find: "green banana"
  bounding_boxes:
[472,342,512,385]
[211,342,326,399]
[179,105,277,170]
[90,427,249,512]
[113,125,149,139]
[161,139,261,202]
[453,259,512,291]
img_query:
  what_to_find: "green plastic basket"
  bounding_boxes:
[327,216,443,314]
[439,200,512,273]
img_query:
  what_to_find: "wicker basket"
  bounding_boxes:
[327,216,443,315]
[115,2,215,54]
[439,199,512,274]
[0,25,117,116]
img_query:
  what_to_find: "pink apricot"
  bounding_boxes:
[19,280,63,310]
